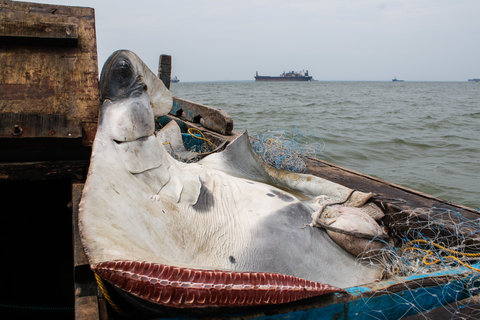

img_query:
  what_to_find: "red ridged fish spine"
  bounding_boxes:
[93,260,343,308]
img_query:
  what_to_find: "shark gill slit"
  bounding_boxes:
[93,260,343,308]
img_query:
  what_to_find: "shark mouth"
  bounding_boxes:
[79,50,387,311]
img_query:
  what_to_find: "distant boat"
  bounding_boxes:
[171,76,180,83]
[255,70,313,81]
[468,78,480,82]
[392,77,404,82]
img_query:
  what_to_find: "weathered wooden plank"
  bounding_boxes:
[403,293,480,319]
[75,296,100,320]
[171,97,234,135]
[0,137,92,162]
[72,183,88,267]
[0,1,99,145]
[304,156,478,216]
[158,54,171,89]
[0,19,78,46]
[97,296,110,320]
[0,160,88,180]
[73,182,101,320]
[0,112,82,138]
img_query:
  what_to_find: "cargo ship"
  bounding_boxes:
[255,70,313,81]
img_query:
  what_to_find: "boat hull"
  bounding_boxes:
[255,76,312,81]
[101,258,480,319]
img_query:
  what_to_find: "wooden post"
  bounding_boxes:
[72,183,102,320]
[158,54,172,89]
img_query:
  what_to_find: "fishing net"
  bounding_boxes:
[373,208,480,276]
[355,208,480,319]
[249,129,325,173]
[155,116,218,162]
[156,120,480,317]
[247,129,480,317]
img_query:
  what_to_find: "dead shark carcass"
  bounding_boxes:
[78,50,388,311]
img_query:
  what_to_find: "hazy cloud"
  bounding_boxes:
[20,0,480,81]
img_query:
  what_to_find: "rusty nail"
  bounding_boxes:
[12,125,23,136]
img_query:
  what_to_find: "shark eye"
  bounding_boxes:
[118,58,131,70]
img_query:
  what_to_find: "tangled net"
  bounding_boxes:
[248,130,480,317]
[156,119,480,318]
[181,128,217,154]
[249,129,325,173]
[357,208,480,319]
[367,208,480,277]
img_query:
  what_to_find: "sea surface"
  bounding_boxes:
[171,81,480,210]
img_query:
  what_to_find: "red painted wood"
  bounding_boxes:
[93,260,343,308]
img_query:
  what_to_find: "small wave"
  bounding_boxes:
[465,112,480,118]
[390,138,433,149]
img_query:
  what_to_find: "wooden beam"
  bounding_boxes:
[158,54,171,89]
[304,156,478,216]
[0,160,88,181]
[0,19,78,46]
[404,293,480,319]
[0,113,83,139]
[171,97,234,135]
[72,183,101,320]
[72,183,88,268]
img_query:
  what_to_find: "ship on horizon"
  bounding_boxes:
[255,70,313,81]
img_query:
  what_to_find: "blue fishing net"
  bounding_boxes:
[249,129,325,173]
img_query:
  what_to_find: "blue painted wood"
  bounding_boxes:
[161,263,480,319]
[170,99,182,116]
[254,275,480,320]
[156,115,188,133]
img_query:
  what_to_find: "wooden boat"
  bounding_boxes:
[114,96,478,319]
[80,56,480,315]
[2,2,478,319]
[77,49,480,320]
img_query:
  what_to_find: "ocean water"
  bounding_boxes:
[171,81,480,210]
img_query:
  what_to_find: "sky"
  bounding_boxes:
[21,0,480,82]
